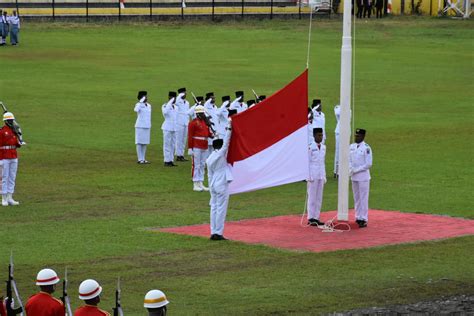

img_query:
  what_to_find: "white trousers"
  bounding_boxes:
[136,144,147,162]
[192,149,207,182]
[352,180,370,221]
[334,133,340,175]
[210,184,229,235]
[2,159,18,194]
[307,179,324,220]
[175,125,187,156]
[163,130,176,162]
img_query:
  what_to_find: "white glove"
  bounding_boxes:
[188,148,193,155]
[178,92,185,98]
[20,141,27,146]
[140,96,146,103]
[324,177,327,184]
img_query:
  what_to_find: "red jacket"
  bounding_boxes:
[188,118,212,150]
[25,292,64,316]
[74,305,110,316]
[0,125,20,159]
[0,301,6,316]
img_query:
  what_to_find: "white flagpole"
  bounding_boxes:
[337,0,353,221]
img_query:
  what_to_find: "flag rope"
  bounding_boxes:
[306,8,313,69]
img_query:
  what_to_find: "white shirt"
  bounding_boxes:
[7,15,20,27]
[206,129,233,191]
[308,141,326,180]
[349,141,373,181]
[175,94,190,127]
[134,101,152,128]
[161,98,178,131]
[312,109,325,132]
[229,98,247,113]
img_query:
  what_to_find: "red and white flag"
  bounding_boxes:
[227,70,309,195]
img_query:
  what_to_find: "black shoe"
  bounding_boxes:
[137,160,143,164]
[170,162,178,167]
[143,160,151,164]
[176,156,188,162]
[164,162,171,167]
[358,220,367,228]
[308,218,323,226]
[211,234,228,241]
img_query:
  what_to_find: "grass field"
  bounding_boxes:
[0,17,473,315]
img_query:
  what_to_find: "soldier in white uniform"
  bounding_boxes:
[229,91,247,113]
[349,128,373,228]
[206,120,232,241]
[307,128,326,226]
[311,99,325,143]
[175,87,190,162]
[161,91,178,167]
[134,91,152,164]
[216,95,230,137]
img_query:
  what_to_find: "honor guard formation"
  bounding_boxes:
[2,264,170,316]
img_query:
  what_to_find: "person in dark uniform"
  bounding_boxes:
[375,0,384,18]
[356,0,363,18]
[363,0,372,18]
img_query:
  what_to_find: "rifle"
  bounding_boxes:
[112,278,124,316]
[5,253,23,316]
[60,268,73,316]
[191,92,216,135]
[251,89,259,102]
[0,101,25,145]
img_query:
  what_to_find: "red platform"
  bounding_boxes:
[160,210,474,253]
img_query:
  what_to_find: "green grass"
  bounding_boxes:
[0,17,473,314]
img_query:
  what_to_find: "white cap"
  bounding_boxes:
[194,105,205,114]
[144,290,169,308]
[3,112,14,121]
[36,268,60,286]
[78,279,102,300]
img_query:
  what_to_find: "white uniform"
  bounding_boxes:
[206,129,233,236]
[349,141,373,222]
[175,94,190,157]
[312,109,326,143]
[134,101,151,162]
[334,105,341,175]
[216,101,229,137]
[307,141,326,220]
[161,98,178,163]
[204,99,219,157]
[229,98,247,113]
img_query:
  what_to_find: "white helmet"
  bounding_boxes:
[3,112,14,121]
[36,268,60,286]
[194,105,205,114]
[78,279,102,300]
[144,289,169,308]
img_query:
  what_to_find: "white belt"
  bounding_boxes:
[0,146,16,150]
[192,136,207,140]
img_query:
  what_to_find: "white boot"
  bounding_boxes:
[193,182,203,192]
[199,182,209,191]
[2,194,8,207]
[7,194,19,206]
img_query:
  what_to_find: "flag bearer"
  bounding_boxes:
[207,119,232,241]
[134,91,152,164]
[74,279,109,316]
[349,128,373,228]
[25,269,64,316]
[0,112,22,206]
[161,92,178,167]
[307,128,326,226]
[188,105,213,192]
[175,87,190,162]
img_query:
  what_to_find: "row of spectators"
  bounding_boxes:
[0,9,20,46]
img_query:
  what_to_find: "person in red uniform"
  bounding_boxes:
[188,105,213,192]
[0,300,6,316]
[0,112,22,206]
[25,268,64,316]
[74,279,110,316]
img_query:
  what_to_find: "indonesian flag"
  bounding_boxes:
[227,70,309,195]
